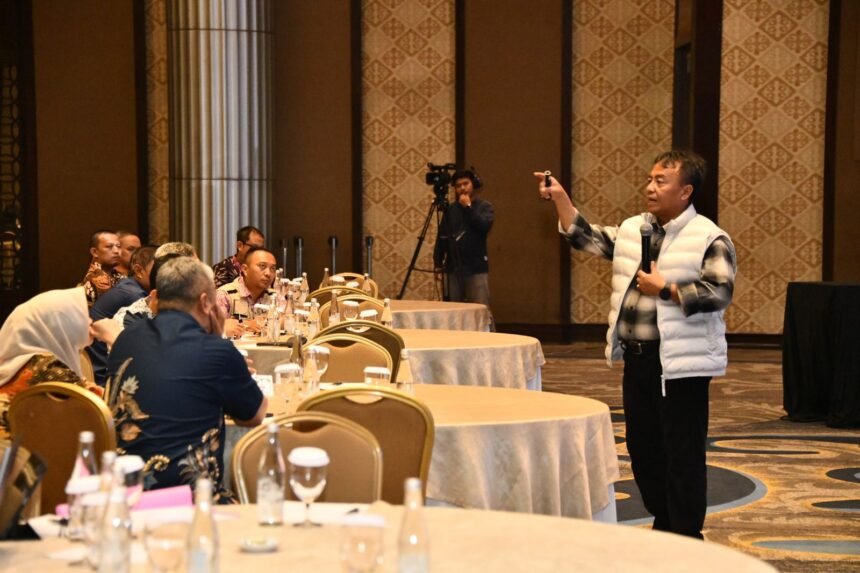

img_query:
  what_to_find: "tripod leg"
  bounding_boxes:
[397,199,438,299]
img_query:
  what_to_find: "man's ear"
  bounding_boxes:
[681,184,693,202]
[90,246,98,259]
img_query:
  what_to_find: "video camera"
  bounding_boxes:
[425,162,457,205]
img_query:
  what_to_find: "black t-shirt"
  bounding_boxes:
[433,197,495,275]
[107,310,263,502]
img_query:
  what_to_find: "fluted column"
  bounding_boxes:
[167,0,272,264]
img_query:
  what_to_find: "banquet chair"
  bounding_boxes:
[231,411,382,504]
[308,285,366,307]
[319,295,384,328]
[79,350,96,384]
[298,386,434,504]
[314,320,405,381]
[331,272,363,282]
[8,382,116,514]
[309,333,393,382]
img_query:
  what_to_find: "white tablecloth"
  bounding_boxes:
[8,502,778,572]
[391,299,491,331]
[236,329,545,391]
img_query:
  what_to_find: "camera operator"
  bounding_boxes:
[433,169,495,313]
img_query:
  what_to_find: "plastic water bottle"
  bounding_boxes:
[381,298,393,329]
[397,477,429,573]
[257,423,286,525]
[187,478,219,573]
[67,430,98,539]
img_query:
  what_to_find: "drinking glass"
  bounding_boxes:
[342,301,360,321]
[305,345,330,381]
[274,362,303,411]
[116,455,145,509]
[339,514,385,573]
[363,366,391,386]
[358,309,378,322]
[288,447,329,528]
[253,303,270,335]
[144,521,189,572]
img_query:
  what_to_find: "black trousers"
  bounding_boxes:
[622,347,710,539]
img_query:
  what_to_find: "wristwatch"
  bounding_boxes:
[659,284,672,301]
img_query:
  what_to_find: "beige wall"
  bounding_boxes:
[32,0,139,290]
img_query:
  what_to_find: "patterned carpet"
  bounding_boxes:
[541,343,860,573]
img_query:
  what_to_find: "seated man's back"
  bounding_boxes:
[107,258,265,503]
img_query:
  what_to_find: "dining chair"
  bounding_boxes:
[308,285,366,307]
[78,350,96,384]
[298,386,434,504]
[314,320,405,381]
[319,295,384,328]
[309,333,393,382]
[8,382,116,514]
[231,411,383,504]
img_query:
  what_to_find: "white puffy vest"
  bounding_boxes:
[606,205,732,380]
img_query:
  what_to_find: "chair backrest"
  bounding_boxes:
[309,333,393,383]
[298,386,434,504]
[308,285,366,307]
[315,320,405,381]
[8,382,116,514]
[319,295,384,328]
[231,411,382,504]
[331,272,363,282]
[79,350,95,384]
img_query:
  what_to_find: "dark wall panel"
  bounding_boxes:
[32,0,139,290]
[272,1,354,285]
[462,0,564,324]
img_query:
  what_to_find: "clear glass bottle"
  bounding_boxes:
[329,289,341,326]
[257,423,286,526]
[98,466,131,573]
[381,298,394,329]
[67,430,99,540]
[187,478,219,573]
[308,298,321,339]
[319,267,331,290]
[290,329,304,365]
[397,477,429,573]
[300,272,310,304]
[398,349,415,394]
[361,273,373,295]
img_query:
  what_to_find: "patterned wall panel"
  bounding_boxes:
[362,0,455,299]
[570,0,675,324]
[145,0,170,244]
[720,0,828,334]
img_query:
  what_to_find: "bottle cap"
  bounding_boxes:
[288,447,330,467]
[79,431,94,443]
[404,477,422,492]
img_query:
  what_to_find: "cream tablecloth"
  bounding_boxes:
[391,299,491,331]
[229,384,618,520]
[6,503,778,572]
[236,329,545,391]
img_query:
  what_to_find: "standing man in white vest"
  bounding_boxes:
[534,150,736,539]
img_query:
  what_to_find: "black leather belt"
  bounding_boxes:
[620,339,660,355]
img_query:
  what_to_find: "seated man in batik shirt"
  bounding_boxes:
[107,257,266,502]
[80,230,125,305]
[211,225,265,288]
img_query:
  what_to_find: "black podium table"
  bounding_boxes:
[782,282,860,427]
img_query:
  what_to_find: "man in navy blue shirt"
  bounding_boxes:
[107,257,266,502]
[87,246,157,385]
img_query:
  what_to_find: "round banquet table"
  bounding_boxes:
[10,502,779,572]
[390,299,491,331]
[235,328,545,391]
[231,384,619,520]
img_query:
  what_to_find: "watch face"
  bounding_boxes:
[660,286,671,300]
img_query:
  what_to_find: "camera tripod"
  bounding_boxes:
[397,185,462,300]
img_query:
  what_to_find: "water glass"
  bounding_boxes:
[342,301,360,321]
[144,521,189,572]
[305,345,330,380]
[363,366,391,386]
[274,362,303,409]
[288,447,329,528]
[358,309,378,322]
[340,513,385,573]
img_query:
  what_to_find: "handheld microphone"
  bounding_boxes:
[640,223,652,273]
